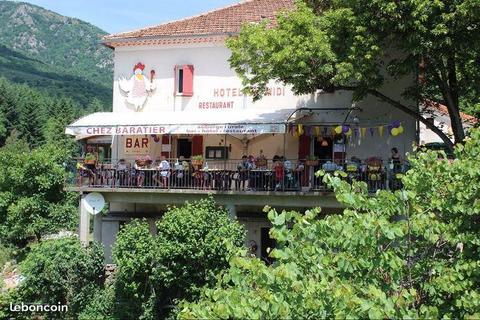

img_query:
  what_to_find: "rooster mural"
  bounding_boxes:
[119,62,156,112]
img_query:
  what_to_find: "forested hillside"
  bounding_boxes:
[0,0,113,106]
[0,77,104,147]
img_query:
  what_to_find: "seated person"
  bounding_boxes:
[173,157,185,187]
[116,159,128,186]
[322,160,338,172]
[153,156,171,188]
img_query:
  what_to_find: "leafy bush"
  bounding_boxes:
[112,197,245,319]
[0,143,77,247]
[77,285,115,320]
[178,129,480,319]
[0,243,11,271]
[14,238,104,319]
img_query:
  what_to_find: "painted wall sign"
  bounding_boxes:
[119,62,156,112]
[198,101,234,110]
[124,136,151,155]
[69,124,286,136]
[212,87,286,97]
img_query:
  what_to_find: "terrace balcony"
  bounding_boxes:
[65,157,405,196]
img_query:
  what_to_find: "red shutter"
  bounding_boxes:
[298,134,311,160]
[182,65,194,97]
[191,135,203,156]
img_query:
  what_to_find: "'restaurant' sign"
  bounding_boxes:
[67,123,286,136]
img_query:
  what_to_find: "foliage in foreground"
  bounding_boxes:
[0,141,78,248]
[179,129,480,319]
[85,198,245,320]
[1,238,104,320]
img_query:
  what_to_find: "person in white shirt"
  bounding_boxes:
[158,156,170,188]
[153,156,171,188]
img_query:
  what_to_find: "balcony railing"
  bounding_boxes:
[65,158,406,193]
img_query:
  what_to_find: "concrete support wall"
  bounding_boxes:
[102,219,120,264]
[79,195,89,245]
[93,213,102,243]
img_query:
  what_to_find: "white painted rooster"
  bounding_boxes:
[119,62,156,111]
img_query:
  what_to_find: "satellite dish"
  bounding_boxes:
[84,192,105,215]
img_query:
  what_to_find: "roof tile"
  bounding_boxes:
[104,0,294,44]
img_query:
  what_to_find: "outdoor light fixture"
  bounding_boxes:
[321,139,329,147]
[353,115,360,124]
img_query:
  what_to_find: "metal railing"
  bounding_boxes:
[66,158,407,193]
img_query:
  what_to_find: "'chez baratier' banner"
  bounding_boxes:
[67,123,286,136]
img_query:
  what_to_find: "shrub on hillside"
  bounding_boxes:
[0,143,77,248]
[13,238,104,319]
[111,197,245,319]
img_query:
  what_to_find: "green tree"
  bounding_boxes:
[0,143,77,247]
[43,97,79,154]
[9,238,104,319]
[15,85,49,147]
[227,0,480,150]
[110,198,245,319]
[178,129,480,319]
[86,97,108,114]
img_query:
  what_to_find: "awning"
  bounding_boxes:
[65,108,295,137]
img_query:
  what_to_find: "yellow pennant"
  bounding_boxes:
[378,126,384,137]
[298,124,304,135]
[314,126,321,137]
[360,127,367,138]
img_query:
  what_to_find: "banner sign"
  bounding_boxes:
[67,123,286,136]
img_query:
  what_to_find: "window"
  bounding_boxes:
[175,65,194,96]
[205,146,228,160]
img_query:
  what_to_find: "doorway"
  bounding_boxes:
[177,138,192,158]
[313,137,333,163]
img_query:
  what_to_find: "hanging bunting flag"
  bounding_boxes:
[324,127,329,136]
[314,126,321,137]
[307,126,314,137]
[298,124,304,136]
[369,127,375,137]
[354,127,359,139]
[360,127,367,139]
[378,126,384,137]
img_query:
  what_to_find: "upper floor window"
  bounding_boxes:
[175,65,194,97]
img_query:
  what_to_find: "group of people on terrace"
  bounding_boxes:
[75,147,405,192]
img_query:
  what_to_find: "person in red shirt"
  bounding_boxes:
[273,156,284,191]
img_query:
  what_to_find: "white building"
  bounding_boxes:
[419,101,477,146]
[66,0,420,262]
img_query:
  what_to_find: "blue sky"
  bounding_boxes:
[15,0,238,33]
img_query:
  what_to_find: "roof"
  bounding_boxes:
[421,101,478,125]
[103,0,295,48]
[65,108,295,137]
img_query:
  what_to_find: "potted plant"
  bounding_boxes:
[305,155,319,166]
[191,155,204,166]
[84,153,97,165]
